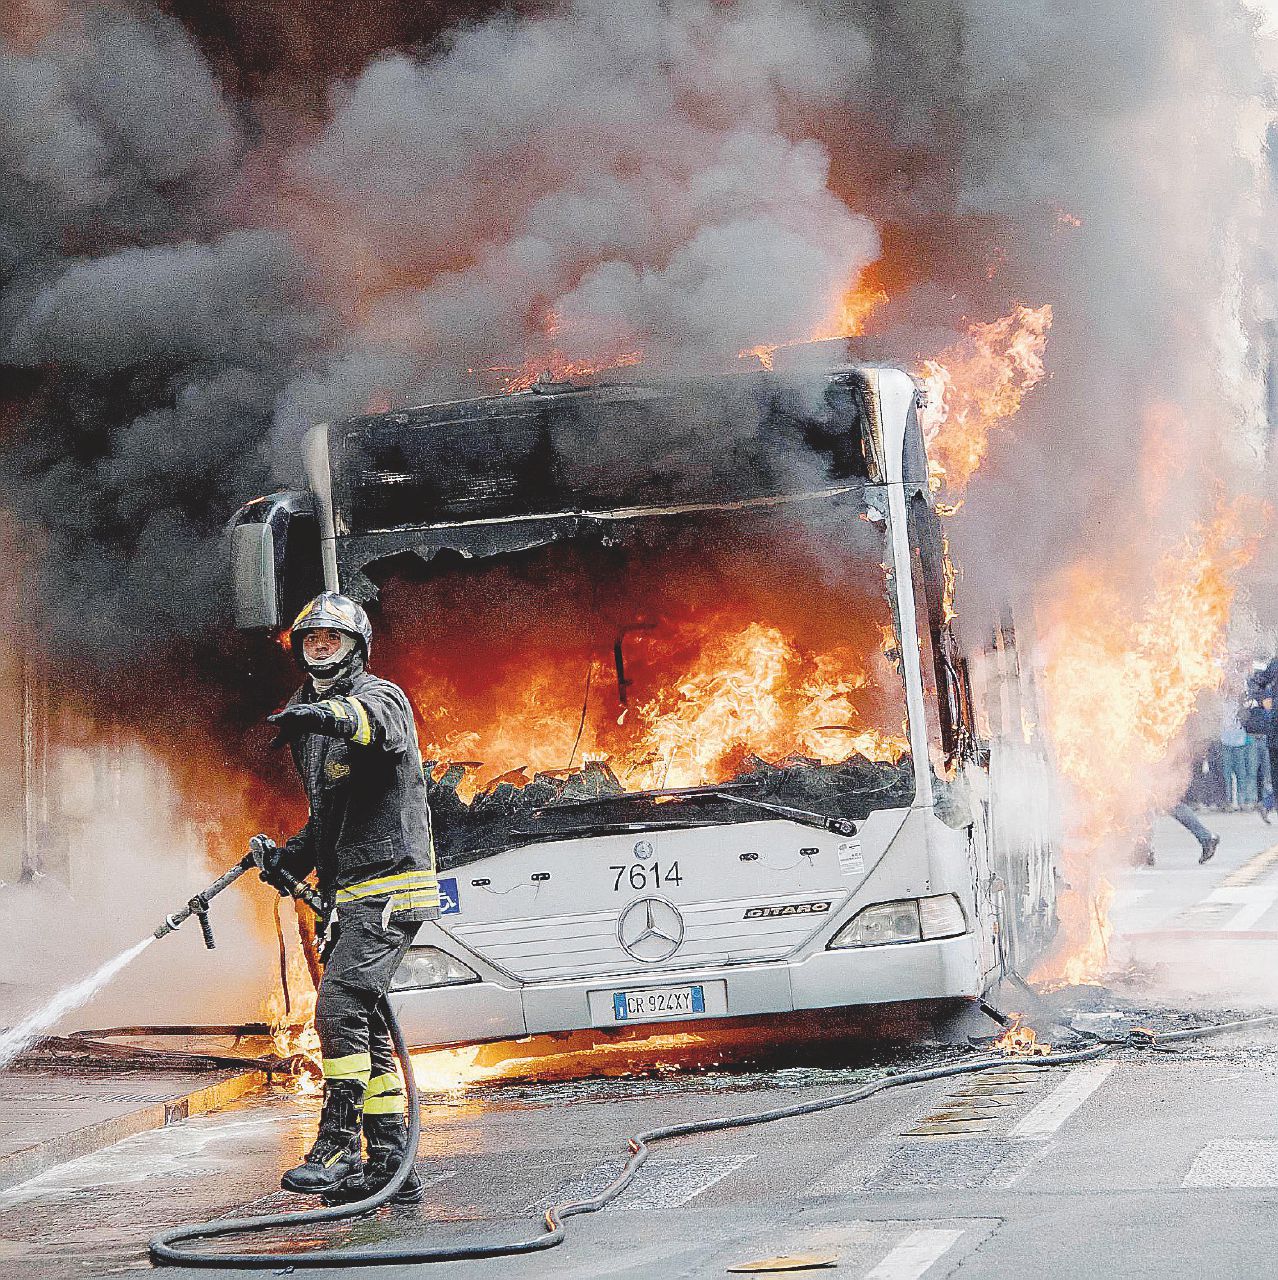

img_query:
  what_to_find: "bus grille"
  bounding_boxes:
[445,890,849,982]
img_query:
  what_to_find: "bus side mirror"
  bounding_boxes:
[227,491,319,629]
[230,519,281,628]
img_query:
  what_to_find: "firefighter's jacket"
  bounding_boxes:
[281,662,439,922]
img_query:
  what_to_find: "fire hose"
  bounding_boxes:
[145,852,1278,1269]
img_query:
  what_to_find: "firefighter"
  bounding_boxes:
[250,591,438,1202]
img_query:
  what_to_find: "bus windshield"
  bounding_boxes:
[370,489,915,867]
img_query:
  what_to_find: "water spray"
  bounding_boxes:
[0,936,159,1070]
[0,852,325,1072]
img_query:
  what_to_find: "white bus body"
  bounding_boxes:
[231,364,1059,1049]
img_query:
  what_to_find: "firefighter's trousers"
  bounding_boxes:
[316,900,415,1113]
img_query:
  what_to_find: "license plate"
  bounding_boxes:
[612,984,705,1022]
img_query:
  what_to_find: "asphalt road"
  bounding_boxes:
[5,809,1278,1280]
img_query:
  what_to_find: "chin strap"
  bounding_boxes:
[309,666,348,689]
[302,633,358,680]
[308,652,366,693]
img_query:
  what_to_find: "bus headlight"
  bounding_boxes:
[391,947,479,991]
[828,894,967,949]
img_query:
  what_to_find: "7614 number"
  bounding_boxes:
[610,861,683,892]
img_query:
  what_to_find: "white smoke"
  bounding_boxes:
[0,745,275,1034]
[833,0,1276,592]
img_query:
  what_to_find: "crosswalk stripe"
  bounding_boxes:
[1225,899,1278,931]
[1008,1063,1114,1139]
[536,1153,756,1212]
[864,1228,965,1279]
[627,1153,756,1208]
[1205,885,1278,931]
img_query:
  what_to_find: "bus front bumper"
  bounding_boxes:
[390,933,984,1051]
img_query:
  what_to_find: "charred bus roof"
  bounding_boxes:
[309,365,927,601]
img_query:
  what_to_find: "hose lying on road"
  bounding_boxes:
[149,992,424,1269]
[150,1006,1278,1269]
[1131,1012,1278,1044]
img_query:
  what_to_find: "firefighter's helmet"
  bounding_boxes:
[288,592,373,673]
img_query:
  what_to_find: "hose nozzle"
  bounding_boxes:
[152,853,255,944]
[153,914,182,941]
[151,849,324,950]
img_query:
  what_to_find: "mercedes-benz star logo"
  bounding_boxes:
[617,896,685,963]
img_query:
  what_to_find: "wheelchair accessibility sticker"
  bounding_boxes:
[438,877,460,915]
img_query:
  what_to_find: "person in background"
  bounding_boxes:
[1135,802,1219,866]
[1221,697,1254,810]
[1244,659,1277,822]
[1192,740,1228,809]
[1255,732,1274,822]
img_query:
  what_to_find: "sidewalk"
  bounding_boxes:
[0,1056,267,1192]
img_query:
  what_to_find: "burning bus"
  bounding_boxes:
[229,361,1059,1049]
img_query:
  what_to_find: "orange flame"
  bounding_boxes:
[264,988,324,1096]
[1035,498,1265,987]
[811,278,890,343]
[918,304,1053,490]
[740,274,889,370]
[261,912,324,1096]
[626,623,907,791]
[992,1014,1051,1057]
[409,1029,717,1094]
[492,350,643,392]
[940,526,959,625]
[413,617,908,803]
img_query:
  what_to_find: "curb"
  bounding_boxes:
[0,1070,267,1193]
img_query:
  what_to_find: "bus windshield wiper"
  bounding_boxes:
[510,818,724,838]
[709,791,858,836]
[530,781,857,837]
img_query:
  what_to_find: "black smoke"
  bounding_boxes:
[1,0,1274,681]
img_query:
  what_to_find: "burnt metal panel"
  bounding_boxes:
[328,371,873,541]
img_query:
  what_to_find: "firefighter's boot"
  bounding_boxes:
[280,1078,364,1195]
[323,1113,424,1205]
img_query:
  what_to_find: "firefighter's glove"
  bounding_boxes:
[249,834,290,896]
[267,702,355,748]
